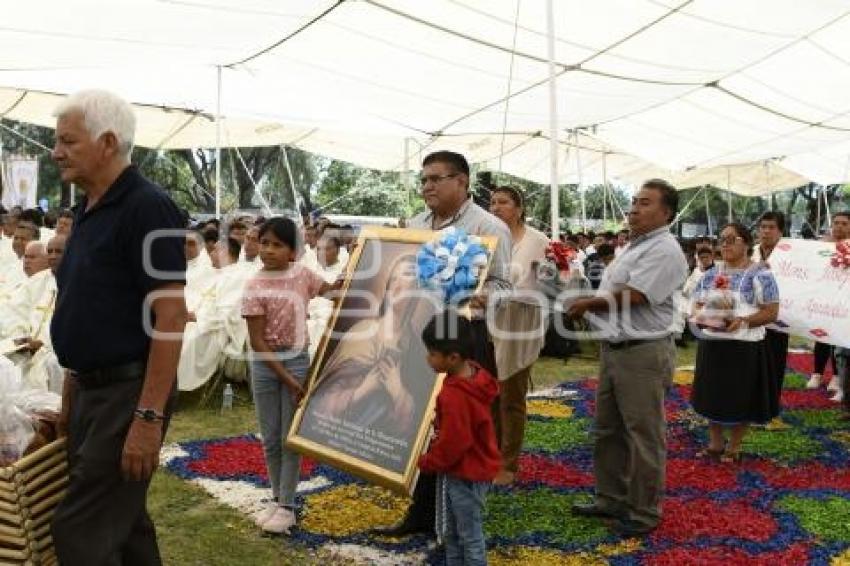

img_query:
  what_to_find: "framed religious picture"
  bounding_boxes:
[287,227,497,495]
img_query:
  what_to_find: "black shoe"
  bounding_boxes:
[570,502,619,519]
[610,519,657,538]
[369,516,431,538]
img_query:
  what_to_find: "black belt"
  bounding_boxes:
[72,361,146,389]
[606,337,668,351]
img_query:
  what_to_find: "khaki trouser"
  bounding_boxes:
[593,338,675,528]
[493,366,531,473]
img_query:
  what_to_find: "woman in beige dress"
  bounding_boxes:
[490,186,549,485]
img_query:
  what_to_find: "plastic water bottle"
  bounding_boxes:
[222,384,234,412]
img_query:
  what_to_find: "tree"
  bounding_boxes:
[795,184,841,234]
[573,184,630,223]
[316,160,415,218]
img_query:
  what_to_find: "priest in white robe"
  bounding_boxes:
[184,230,215,313]
[0,237,63,391]
[307,236,347,358]
[177,237,253,391]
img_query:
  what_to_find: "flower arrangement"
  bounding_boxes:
[536,241,586,301]
[416,226,489,303]
[545,241,577,274]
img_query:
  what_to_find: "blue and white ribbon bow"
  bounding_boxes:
[416,227,489,304]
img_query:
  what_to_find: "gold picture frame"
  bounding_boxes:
[286,226,497,496]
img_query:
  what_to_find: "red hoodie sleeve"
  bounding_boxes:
[418,390,473,473]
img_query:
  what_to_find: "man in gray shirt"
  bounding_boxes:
[371,150,511,538]
[567,179,687,537]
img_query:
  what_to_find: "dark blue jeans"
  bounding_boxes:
[441,476,489,565]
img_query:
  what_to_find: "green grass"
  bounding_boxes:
[151,340,699,564]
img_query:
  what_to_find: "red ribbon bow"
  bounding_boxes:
[545,241,577,272]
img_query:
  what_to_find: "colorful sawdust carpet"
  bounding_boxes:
[164,353,850,565]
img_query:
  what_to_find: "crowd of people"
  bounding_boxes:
[1,88,849,565]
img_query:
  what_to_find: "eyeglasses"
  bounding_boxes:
[419,173,458,187]
[719,236,744,246]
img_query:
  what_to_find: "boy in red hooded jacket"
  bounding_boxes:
[419,311,500,566]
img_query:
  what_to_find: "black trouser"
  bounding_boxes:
[765,329,789,415]
[408,319,497,531]
[52,371,176,566]
[814,342,835,376]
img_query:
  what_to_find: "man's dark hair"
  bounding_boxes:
[833,211,850,222]
[642,178,678,223]
[759,211,786,232]
[224,237,241,261]
[697,247,714,256]
[617,229,629,236]
[16,221,40,241]
[422,151,470,177]
[43,211,58,229]
[204,230,219,244]
[596,243,615,258]
[228,220,247,233]
[58,209,75,220]
[19,208,44,228]
[258,216,298,251]
[421,311,473,359]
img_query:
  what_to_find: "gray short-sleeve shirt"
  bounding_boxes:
[591,225,688,342]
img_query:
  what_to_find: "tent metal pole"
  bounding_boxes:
[576,131,587,231]
[545,0,560,240]
[280,145,302,225]
[215,65,222,220]
[824,185,832,227]
[726,167,732,223]
[404,137,412,212]
[704,187,712,235]
[602,152,608,225]
[816,184,822,234]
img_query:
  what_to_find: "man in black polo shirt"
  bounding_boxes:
[49,90,187,565]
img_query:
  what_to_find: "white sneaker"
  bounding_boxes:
[830,390,844,403]
[254,501,278,528]
[828,377,841,392]
[806,374,822,389]
[262,507,296,535]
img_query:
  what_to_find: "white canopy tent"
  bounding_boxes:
[2,0,850,206]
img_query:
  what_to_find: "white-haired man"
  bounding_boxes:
[49,90,187,565]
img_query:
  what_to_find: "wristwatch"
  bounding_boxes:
[134,408,166,422]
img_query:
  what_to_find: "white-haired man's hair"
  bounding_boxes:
[53,89,136,157]
[25,240,46,254]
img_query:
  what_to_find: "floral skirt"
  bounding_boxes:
[691,338,778,425]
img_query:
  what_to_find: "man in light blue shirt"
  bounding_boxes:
[567,179,687,537]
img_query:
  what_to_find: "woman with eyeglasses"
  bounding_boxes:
[689,222,780,463]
